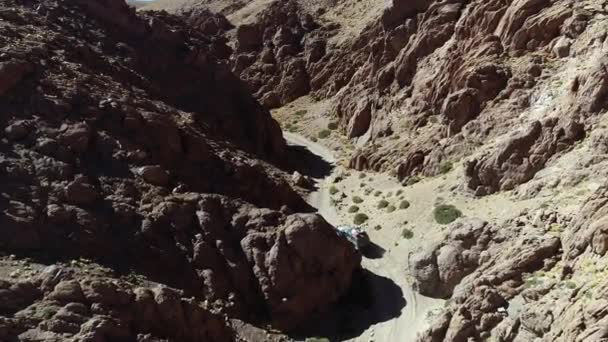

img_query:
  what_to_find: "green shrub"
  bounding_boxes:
[374,225,382,231]
[360,183,366,188]
[374,191,382,197]
[352,196,364,204]
[306,338,330,342]
[353,213,369,225]
[386,205,396,213]
[328,122,339,130]
[377,200,389,209]
[564,281,577,289]
[295,110,307,116]
[399,200,410,209]
[439,161,453,174]
[406,176,421,186]
[387,192,393,197]
[41,307,58,319]
[402,228,414,239]
[433,204,462,225]
[359,173,366,179]
[318,130,331,139]
[329,186,339,195]
[348,205,360,213]
[396,190,403,196]
[525,276,542,288]
[311,136,318,142]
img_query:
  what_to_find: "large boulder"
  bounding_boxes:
[409,219,489,298]
[241,213,360,330]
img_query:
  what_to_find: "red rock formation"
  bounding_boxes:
[0,0,361,339]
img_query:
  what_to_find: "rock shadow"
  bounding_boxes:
[282,143,333,180]
[362,242,385,260]
[291,268,406,341]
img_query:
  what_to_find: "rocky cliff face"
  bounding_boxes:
[410,193,608,342]
[170,0,606,193]
[337,0,603,187]
[0,0,361,340]
[141,0,608,340]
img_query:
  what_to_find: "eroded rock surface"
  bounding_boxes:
[0,0,361,339]
[178,0,608,197]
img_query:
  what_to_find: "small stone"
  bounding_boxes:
[47,204,71,223]
[60,123,91,153]
[65,180,98,205]
[4,120,30,140]
[553,37,571,58]
[137,165,169,186]
[48,280,85,302]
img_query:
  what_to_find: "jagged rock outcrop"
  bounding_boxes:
[0,268,233,342]
[231,0,321,108]
[337,0,596,183]
[409,219,491,299]
[0,0,361,339]
[413,206,608,341]
[465,118,586,196]
[144,0,605,197]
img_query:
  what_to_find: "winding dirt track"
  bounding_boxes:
[284,132,442,342]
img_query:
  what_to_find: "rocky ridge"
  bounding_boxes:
[160,0,607,193]
[0,0,361,340]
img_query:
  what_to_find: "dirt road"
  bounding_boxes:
[284,132,443,342]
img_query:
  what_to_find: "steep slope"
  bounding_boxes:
[141,0,608,341]
[0,0,361,340]
[161,0,605,190]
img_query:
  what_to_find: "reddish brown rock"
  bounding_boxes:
[0,2,358,341]
[465,118,585,196]
[60,123,92,154]
[0,60,33,95]
[4,120,30,141]
[137,165,170,186]
[65,180,99,205]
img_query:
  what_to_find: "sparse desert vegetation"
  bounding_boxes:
[353,213,369,225]
[377,199,389,209]
[318,129,331,139]
[402,228,414,239]
[399,200,410,209]
[433,204,463,224]
[406,176,421,186]
[439,161,453,174]
[329,185,339,195]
